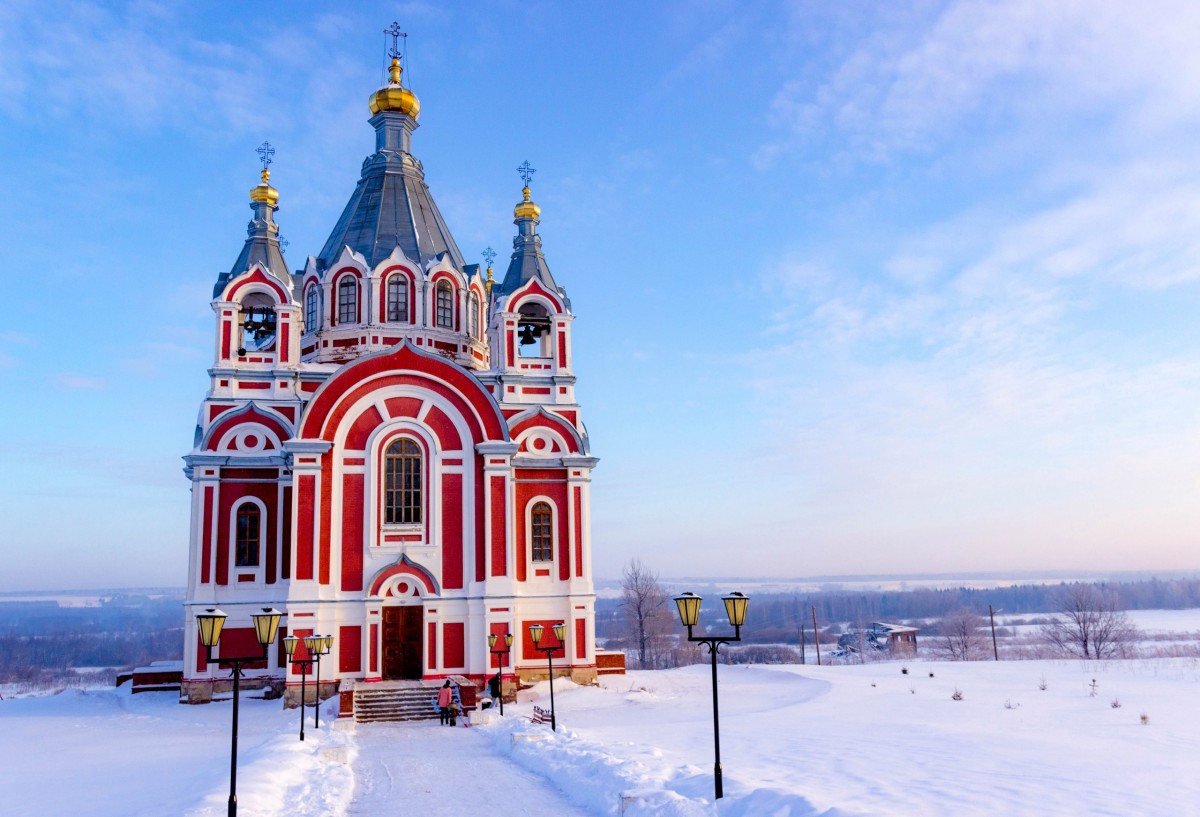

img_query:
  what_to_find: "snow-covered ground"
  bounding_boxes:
[5,657,1200,816]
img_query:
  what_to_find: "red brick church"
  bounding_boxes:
[181,42,599,706]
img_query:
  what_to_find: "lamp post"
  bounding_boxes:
[487,632,513,716]
[528,622,565,731]
[672,591,750,801]
[283,635,315,741]
[195,606,282,817]
[305,634,333,730]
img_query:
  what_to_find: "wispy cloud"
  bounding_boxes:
[51,373,109,390]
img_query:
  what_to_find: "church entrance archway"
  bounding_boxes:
[382,605,423,680]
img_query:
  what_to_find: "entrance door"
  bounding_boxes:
[382,606,423,680]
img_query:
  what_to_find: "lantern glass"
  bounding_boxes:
[323,635,334,654]
[488,633,497,649]
[529,623,544,647]
[504,633,513,648]
[674,593,702,627]
[723,592,749,627]
[303,635,321,656]
[283,634,299,658]
[252,608,282,646]
[553,622,566,644]
[196,608,227,648]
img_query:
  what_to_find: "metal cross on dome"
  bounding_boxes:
[256,141,275,171]
[517,161,536,187]
[482,247,497,267]
[385,21,407,59]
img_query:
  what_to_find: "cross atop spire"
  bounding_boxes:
[386,22,407,60]
[482,246,497,268]
[256,141,275,171]
[517,160,536,187]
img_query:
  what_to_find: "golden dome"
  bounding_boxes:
[250,168,279,207]
[514,186,541,220]
[369,57,421,118]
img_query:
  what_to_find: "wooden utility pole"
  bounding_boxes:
[812,606,822,666]
[989,604,1000,661]
[798,622,807,664]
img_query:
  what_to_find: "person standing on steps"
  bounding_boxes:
[437,680,453,726]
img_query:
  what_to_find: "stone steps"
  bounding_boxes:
[353,686,440,723]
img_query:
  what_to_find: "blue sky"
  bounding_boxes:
[2,1,1200,591]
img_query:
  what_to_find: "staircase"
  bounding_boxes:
[352,681,440,723]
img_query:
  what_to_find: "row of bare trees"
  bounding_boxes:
[931,584,1139,660]
[615,560,1144,666]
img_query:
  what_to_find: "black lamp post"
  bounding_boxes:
[487,632,513,716]
[672,591,750,801]
[529,622,565,731]
[195,606,282,817]
[306,634,334,729]
[283,635,315,741]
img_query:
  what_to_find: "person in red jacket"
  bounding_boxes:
[436,680,453,726]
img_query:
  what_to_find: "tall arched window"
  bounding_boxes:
[385,439,422,525]
[469,291,480,338]
[387,276,409,323]
[304,286,318,332]
[235,503,261,567]
[436,281,453,328]
[338,277,358,325]
[531,502,553,562]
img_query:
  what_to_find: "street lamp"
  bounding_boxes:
[304,634,334,729]
[195,606,282,817]
[283,634,315,741]
[672,591,750,801]
[487,632,514,716]
[528,622,566,731]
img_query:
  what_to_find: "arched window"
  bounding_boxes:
[239,294,276,354]
[517,302,551,358]
[469,291,480,338]
[387,276,409,323]
[337,277,358,325]
[531,502,553,562]
[384,438,422,525]
[304,286,318,332]
[436,281,453,328]
[235,503,261,567]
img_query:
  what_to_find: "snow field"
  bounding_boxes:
[5,656,1200,816]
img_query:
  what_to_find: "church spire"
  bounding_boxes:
[213,142,290,298]
[497,161,563,300]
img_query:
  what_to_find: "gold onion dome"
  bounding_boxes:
[514,186,541,220]
[250,168,279,207]
[369,57,420,118]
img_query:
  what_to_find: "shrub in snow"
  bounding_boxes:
[1004,698,1018,710]
[951,688,963,701]
[928,671,934,678]
[901,666,909,674]
[1140,713,1150,725]
[1110,698,1121,709]
[1038,676,1048,691]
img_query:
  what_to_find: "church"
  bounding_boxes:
[181,39,600,708]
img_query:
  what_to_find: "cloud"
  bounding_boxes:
[761,0,1200,164]
[51,373,109,390]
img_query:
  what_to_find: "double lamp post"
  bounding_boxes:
[528,622,565,731]
[283,633,334,740]
[487,632,513,716]
[195,606,282,817]
[672,591,750,801]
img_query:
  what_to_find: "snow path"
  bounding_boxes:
[346,721,597,817]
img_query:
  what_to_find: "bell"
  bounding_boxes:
[518,323,537,345]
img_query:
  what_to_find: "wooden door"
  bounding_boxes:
[382,606,424,680]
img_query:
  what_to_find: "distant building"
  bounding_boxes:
[836,622,919,655]
[181,43,599,706]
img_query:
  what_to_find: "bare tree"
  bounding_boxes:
[1042,584,1139,659]
[620,558,672,668]
[932,608,987,661]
